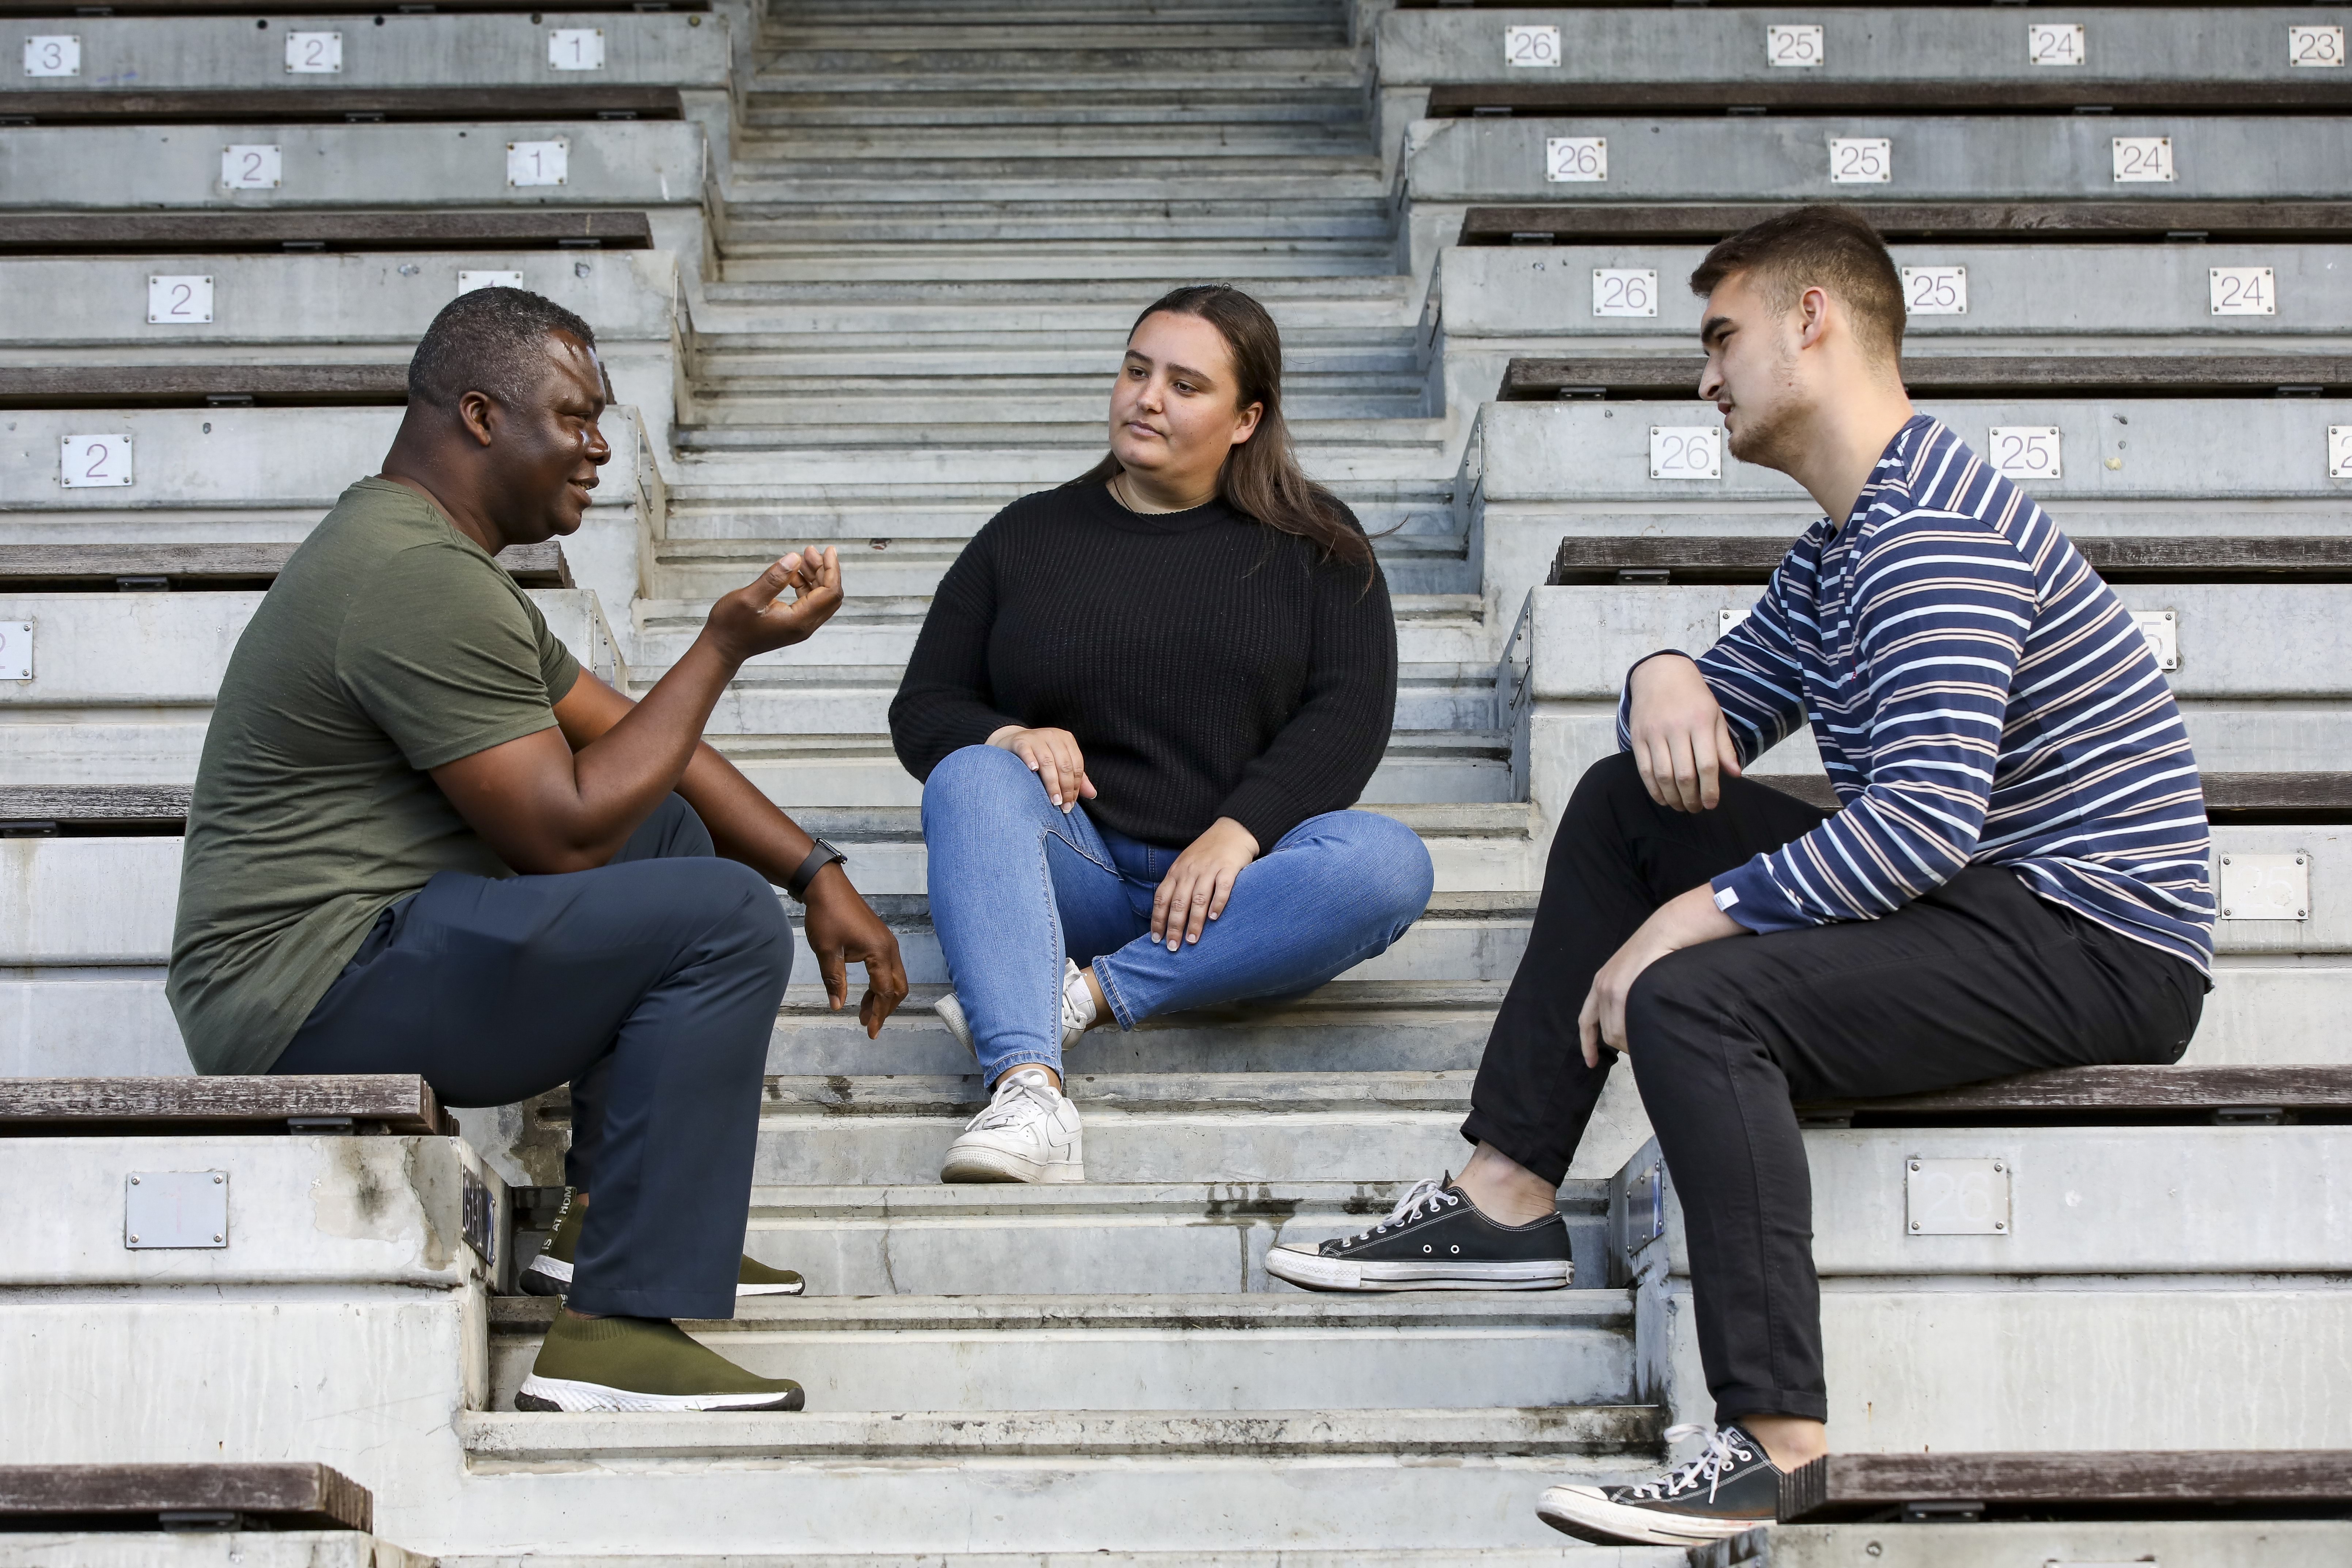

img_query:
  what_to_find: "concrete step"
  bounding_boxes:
[672,415,1448,454]
[484,1291,1639,1413]
[448,1405,1662,1558]
[697,274,1413,308]
[715,240,1403,283]
[743,86,1369,131]
[736,125,1375,161]
[718,201,1398,247]
[435,1553,1673,1568]
[723,165,1389,207]
[685,385,1429,425]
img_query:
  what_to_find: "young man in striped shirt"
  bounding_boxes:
[1266,206,2216,1544]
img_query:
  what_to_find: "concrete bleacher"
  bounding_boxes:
[5,0,2350,1561]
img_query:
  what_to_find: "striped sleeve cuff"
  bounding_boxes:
[1709,855,1813,936]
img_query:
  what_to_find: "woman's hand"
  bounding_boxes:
[1151,817,1260,951]
[987,725,1097,812]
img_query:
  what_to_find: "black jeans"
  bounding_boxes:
[1465,754,2204,1424]
[271,795,792,1320]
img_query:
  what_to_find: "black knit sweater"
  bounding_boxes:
[888,480,1399,851]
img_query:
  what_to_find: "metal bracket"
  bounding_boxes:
[1900,1501,1984,1523]
[286,1115,356,1134]
[1625,1159,1667,1256]
[461,1167,496,1268]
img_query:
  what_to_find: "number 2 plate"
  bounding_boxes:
[1650,426,1722,480]
[1906,1158,2011,1235]
[1901,265,1967,315]
[148,274,213,325]
[61,433,133,489]
[459,270,526,292]
[221,143,281,190]
[2332,425,2352,478]
[1504,24,1559,68]
[1829,137,1890,184]
[284,30,341,73]
[1592,268,1657,318]
[1990,425,2061,480]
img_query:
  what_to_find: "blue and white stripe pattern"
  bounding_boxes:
[1617,414,2216,974]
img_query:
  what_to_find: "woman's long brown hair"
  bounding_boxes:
[1072,283,1375,576]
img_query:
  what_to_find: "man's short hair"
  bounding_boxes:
[1688,205,1906,366]
[406,287,597,414]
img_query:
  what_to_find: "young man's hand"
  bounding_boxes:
[1627,654,1744,813]
[1577,884,1745,1066]
[987,724,1096,811]
[1151,816,1260,951]
[800,863,909,1038]
[704,548,843,665]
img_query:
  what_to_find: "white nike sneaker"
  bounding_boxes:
[939,1065,1086,1184]
[933,958,1098,1060]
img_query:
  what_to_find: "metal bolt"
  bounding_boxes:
[1994,1222,2007,1232]
[128,1235,139,1243]
[1992,1162,2004,1173]
[1908,1160,1921,1171]
[213,1174,224,1184]
[2222,855,2233,866]
[129,1176,139,1185]
[1909,1221,1921,1232]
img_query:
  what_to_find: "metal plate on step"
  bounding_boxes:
[1625,1157,1667,1257]
[1905,1157,2011,1236]
[2218,851,2309,920]
[462,1166,495,1268]
[125,1170,227,1249]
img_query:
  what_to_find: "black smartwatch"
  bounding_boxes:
[785,838,847,902]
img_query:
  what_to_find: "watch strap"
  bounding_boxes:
[785,838,846,902]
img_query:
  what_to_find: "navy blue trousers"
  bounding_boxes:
[271,796,791,1319]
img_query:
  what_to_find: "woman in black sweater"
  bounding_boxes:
[889,284,1435,1185]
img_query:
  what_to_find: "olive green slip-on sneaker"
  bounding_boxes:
[516,1313,806,1413]
[522,1193,805,1298]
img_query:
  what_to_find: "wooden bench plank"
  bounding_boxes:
[0,210,654,256]
[0,1076,453,1136]
[1427,80,2352,117]
[0,541,571,590]
[1552,537,2352,586]
[1796,1065,2352,1127]
[0,1462,371,1532]
[1503,353,2352,401]
[1746,773,2352,824]
[0,364,410,410]
[1783,1449,2352,1523]
[0,86,683,125]
[1460,201,2352,247]
[0,0,700,11]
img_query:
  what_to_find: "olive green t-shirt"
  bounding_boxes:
[167,478,582,1075]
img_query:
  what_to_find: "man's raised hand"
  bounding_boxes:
[1627,654,1743,813]
[705,547,843,664]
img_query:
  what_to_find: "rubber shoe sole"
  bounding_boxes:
[939,1142,1084,1183]
[522,1255,807,1298]
[1535,1483,1763,1547]
[515,1374,805,1414]
[1264,1244,1569,1292]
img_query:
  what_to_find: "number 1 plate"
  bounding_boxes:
[549,27,605,70]
[1901,265,1967,315]
[1906,1158,2011,1235]
[507,139,568,187]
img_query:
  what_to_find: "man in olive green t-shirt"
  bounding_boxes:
[168,287,906,1413]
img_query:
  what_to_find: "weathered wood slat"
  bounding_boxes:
[0,1462,371,1531]
[1783,1449,2352,1522]
[1460,201,2352,247]
[1552,537,2352,586]
[1798,1065,2352,1125]
[1504,353,2352,401]
[1747,774,2352,822]
[0,364,410,410]
[1428,80,2352,117]
[0,210,654,257]
[0,86,683,125]
[0,1076,453,1136]
[0,785,191,825]
[0,540,571,588]
[0,0,701,11]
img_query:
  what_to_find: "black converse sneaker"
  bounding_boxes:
[1537,1424,1785,1545]
[1263,1175,1572,1291]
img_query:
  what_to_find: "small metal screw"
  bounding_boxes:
[1908,1160,1921,1171]
[1994,1222,2007,1232]
[1867,1544,1884,1558]
[2222,908,2232,917]
[128,1235,139,1243]
[1992,1162,2004,1173]
[1909,1221,1921,1232]
[212,1234,224,1243]
[2222,855,2233,866]
[213,1174,224,1184]
[129,1176,140,1185]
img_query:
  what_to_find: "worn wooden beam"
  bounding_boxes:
[1459,201,2352,247]
[0,1076,452,1136]
[0,1462,372,1532]
[0,363,410,410]
[0,210,654,256]
[1427,80,2352,117]
[1550,536,2352,586]
[1797,1065,2352,1126]
[1728,773,2352,823]
[0,86,682,125]
[1504,352,2352,400]
[1783,1449,2352,1523]
[0,540,571,588]
[0,0,699,11]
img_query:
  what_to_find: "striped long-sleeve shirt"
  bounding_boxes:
[1616,414,2216,976]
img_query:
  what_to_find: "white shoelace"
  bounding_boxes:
[1340,1174,1461,1245]
[970,1069,1061,1132]
[1623,1424,1760,1504]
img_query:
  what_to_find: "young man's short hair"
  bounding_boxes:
[1688,205,1906,367]
[407,287,598,414]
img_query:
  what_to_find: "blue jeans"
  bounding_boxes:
[922,743,1436,1084]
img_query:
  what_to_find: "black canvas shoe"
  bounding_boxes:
[1264,1175,1572,1291]
[1537,1424,1785,1546]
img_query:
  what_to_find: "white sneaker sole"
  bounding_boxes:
[939,1142,1085,1184]
[514,1374,804,1413]
[1535,1484,1763,1547]
[1264,1245,1570,1292]
[525,1255,805,1298]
